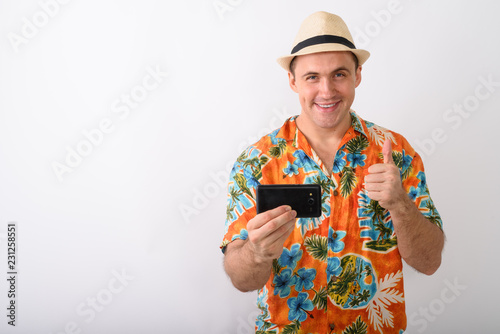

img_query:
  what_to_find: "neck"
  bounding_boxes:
[295,112,352,175]
[295,112,352,146]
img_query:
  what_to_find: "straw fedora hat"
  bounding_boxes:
[277,11,370,71]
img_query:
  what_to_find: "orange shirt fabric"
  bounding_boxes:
[221,112,443,334]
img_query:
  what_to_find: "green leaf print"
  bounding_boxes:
[304,235,328,261]
[272,259,283,276]
[342,316,368,334]
[346,135,369,154]
[268,140,287,158]
[236,151,248,163]
[313,175,331,193]
[256,321,277,334]
[234,173,253,199]
[282,320,301,334]
[312,286,328,311]
[226,202,236,221]
[340,166,356,197]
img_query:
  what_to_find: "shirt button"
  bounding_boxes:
[333,190,339,196]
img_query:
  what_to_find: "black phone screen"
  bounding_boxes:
[256,184,322,218]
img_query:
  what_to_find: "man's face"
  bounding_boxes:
[289,51,362,132]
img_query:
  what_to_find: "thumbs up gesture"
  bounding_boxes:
[364,139,406,210]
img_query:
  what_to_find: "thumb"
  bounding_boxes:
[382,139,394,164]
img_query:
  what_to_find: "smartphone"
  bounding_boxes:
[256,184,322,218]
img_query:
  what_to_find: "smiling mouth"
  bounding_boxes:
[317,102,337,108]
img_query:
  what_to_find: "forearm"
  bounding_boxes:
[224,239,273,292]
[390,197,444,275]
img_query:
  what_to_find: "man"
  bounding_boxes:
[221,11,444,334]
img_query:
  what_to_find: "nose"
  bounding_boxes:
[318,77,336,99]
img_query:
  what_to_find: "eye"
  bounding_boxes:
[306,75,318,81]
[334,72,346,78]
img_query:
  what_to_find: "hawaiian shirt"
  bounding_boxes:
[221,111,443,334]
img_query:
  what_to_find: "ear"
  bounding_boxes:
[288,71,298,93]
[355,66,362,88]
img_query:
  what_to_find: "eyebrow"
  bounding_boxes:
[301,66,352,78]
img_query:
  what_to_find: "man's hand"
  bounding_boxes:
[247,205,297,264]
[364,139,444,275]
[224,205,297,292]
[364,139,406,210]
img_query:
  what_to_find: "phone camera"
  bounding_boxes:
[308,198,315,205]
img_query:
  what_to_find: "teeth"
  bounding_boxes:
[318,102,337,108]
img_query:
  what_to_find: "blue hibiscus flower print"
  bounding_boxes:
[417,171,427,191]
[408,187,418,201]
[327,257,342,282]
[346,153,367,168]
[295,268,316,292]
[283,161,299,177]
[278,243,303,269]
[332,150,347,173]
[287,292,314,322]
[400,149,412,170]
[328,227,346,253]
[293,150,309,168]
[243,168,259,188]
[273,268,297,298]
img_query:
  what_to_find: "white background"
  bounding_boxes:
[0,0,499,333]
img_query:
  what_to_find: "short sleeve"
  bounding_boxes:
[401,151,443,230]
[220,152,262,253]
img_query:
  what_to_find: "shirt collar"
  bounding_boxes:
[276,111,369,144]
[350,111,368,138]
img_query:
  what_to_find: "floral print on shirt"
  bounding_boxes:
[221,111,443,334]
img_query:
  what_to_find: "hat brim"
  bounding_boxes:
[277,44,370,72]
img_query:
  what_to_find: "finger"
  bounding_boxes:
[250,208,296,241]
[382,139,394,165]
[364,182,386,192]
[264,217,296,246]
[248,213,296,251]
[251,205,292,229]
[262,210,296,238]
[367,163,389,174]
[365,189,382,202]
[250,218,296,262]
[364,173,387,183]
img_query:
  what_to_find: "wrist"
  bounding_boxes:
[389,193,414,219]
[245,240,273,267]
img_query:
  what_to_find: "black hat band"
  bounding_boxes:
[291,34,356,54]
